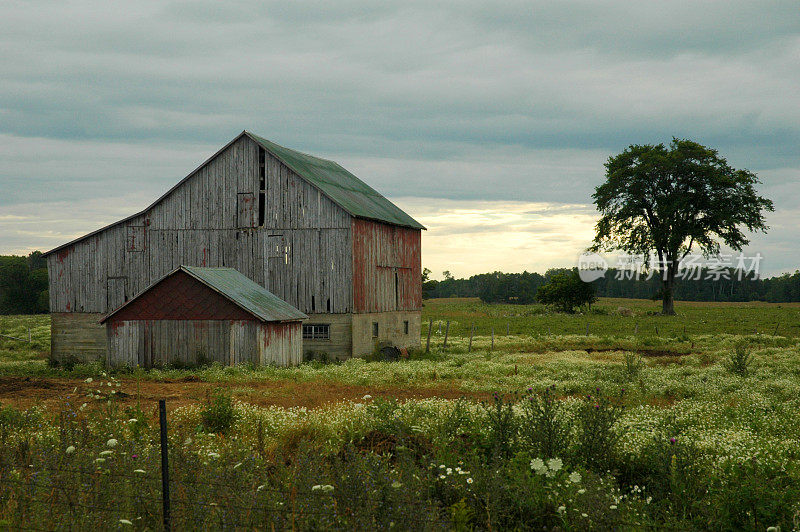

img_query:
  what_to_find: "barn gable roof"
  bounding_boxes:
[245,132,425,230]
[101,266,307,324]
[44,130,423,257]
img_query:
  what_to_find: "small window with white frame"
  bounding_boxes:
[303,324,330,340]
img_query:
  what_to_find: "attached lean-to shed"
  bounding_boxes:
[100,266,307,368]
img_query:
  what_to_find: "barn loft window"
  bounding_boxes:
[404,321,409,334]
[303,324,330,340]
[258,147,266,226]
[372,322,379,338]
[311,295,315,312]
[126,226,146,252]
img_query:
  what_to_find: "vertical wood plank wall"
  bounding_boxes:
[351,218,422,314]
[107,319,302,368]
[47,136,353,319]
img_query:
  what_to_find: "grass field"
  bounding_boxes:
[1,298,800,529]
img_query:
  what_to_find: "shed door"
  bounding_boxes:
[106,277,127,312]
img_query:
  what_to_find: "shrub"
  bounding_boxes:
[481,393,518,459]
[519,386,569,459]
[622,351,644,380]
[576,388,624,471]
[724,343,752,376]
[200,388,238,434]
[535,271,597,313]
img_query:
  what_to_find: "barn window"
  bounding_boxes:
[372,322,379,338]
[311,295,315,312]
[258,147,266,226]
[126,226,146,252]
[404,321,409,334]
[303,324,330,340]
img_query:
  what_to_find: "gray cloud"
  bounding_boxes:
[1,0,798,272]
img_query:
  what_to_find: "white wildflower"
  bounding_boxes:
[610,505,617,510]
[466,478,473,484]
[557,505,566,514]
[569,471,582,483]
[391,481,402,488]
[65,446,76,454]
[119,519,132,526]
[99,450,114,456]
[85,377,92,383]
[106,438,118,448]
[530,458,547,474]
[547,458,563,471]
[207,452,220,458]
[362,394,372,400]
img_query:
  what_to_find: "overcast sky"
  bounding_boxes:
[2,1,799,278]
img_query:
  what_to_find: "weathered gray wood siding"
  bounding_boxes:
[47,136,353,320]
[107,319,302,368]
[259,322,302,366]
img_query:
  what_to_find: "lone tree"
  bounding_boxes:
[536,271,596,313]
[590,139,773,315]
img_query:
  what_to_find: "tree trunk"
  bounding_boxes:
[661,271,676,315]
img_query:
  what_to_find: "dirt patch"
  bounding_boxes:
[0,376,488,412]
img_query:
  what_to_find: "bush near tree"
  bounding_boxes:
[535,271,596,313]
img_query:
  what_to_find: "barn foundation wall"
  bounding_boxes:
[51,312,107,364]
[351,311,421,358]
[302,313,352,361]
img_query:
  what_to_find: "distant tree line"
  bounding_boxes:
[0,252,49,314]
[423,267,800,304]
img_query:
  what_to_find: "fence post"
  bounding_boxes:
[468,324,474,353]
[491,327,495,351]
[443,321,450,349]
[655,325,659,336]
[774,324,780,336]
[27,328,31,343]
[159,399,171,532]
[585,322,589,337]
[635,323,638,335]
[425,319,432,353]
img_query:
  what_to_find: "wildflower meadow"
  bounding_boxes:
[1,298,800,530]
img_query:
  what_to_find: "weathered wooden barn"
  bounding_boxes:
[101,266,307,367]
[44,131,424,363]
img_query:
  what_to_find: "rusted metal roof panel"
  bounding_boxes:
[102,266,307,323]
[246,132,425,230]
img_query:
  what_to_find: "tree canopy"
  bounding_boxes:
[590,139,773,314]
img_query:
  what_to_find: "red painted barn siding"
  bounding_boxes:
[108,270,253,322]
[352,219,422,313]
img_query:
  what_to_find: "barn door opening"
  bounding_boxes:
[394,270,399,310]
[106,277,128,312]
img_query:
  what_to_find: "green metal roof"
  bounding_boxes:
[180,266,307,322]
[102,266,307,324]
[246,132,425,230]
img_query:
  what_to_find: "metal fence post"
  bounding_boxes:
[443,321,450,349]
[159,399,171,532]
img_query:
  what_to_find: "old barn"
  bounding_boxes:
[101,266,306,368]
[44,131,424,364]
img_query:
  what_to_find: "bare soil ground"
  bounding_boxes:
[0,375,487,412]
